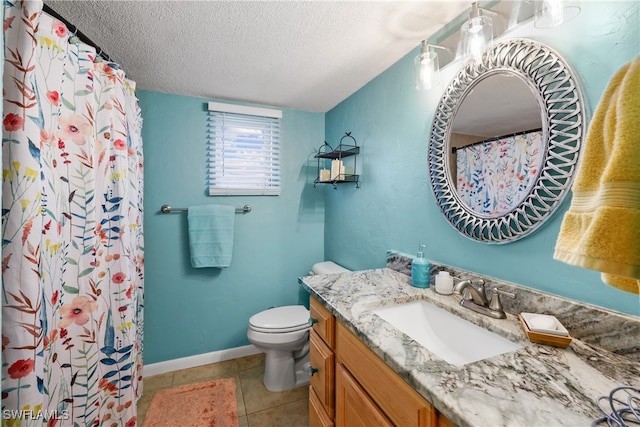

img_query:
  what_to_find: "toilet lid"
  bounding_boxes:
[249,305,310,333]
[312,261,350,275]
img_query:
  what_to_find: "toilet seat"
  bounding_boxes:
[249,305,310,334]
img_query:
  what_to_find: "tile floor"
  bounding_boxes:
[138,353,309,426]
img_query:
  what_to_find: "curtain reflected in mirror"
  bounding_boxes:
[446,71,544,216]
[455,129,543,215]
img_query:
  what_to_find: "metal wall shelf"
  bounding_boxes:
[314,146,359,160]
[314,132,360,189]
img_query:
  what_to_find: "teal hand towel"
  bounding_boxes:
[188,204,235,268]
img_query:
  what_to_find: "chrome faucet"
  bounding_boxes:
[453,279,488,306]
[453,279,515,319]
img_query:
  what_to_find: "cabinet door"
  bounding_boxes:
[310,386,335,427]
[438,413,457,427]
[310,330,335,418]
[335,363,393,427]
[336,322,438,427]
[310,296,335,348]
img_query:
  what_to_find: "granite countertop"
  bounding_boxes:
[300,267,640,427]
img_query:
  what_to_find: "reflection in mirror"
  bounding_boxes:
[449,73,544,216]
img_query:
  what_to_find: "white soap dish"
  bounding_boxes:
[520,312,569,337]
[519,313,572,348]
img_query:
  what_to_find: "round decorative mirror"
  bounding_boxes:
[429,38,587,243]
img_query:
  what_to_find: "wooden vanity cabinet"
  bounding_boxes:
[310,295,335,348]
[309,296,456,427]
[310,383,334,427]
[336,362,393,426]
[336,321,437,427]
[309,297,336,427]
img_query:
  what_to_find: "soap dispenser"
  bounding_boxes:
[411,244,430,288]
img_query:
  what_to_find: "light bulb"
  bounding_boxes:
[460,14,492,63]
[542,0,564,27]
[414,49,439,91]
[419,58,433,90]
[468,16,483,34]
[468,36,484,62]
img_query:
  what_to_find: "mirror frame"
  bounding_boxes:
[429,38,587,244]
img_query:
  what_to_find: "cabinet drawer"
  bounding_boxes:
[335,363,393,427]
[310,386,335,427]
[310,296,335,348]
[310,330,335,418]
[336,322,437,427]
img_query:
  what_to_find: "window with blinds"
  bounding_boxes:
[207,102,282,196]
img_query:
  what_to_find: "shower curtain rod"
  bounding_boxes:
[451,127,543,154]
[42,4,113,62]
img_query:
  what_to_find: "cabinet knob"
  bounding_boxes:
[309,317,318,326]
[309,366,318,376]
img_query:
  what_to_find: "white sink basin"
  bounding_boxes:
[372,300,523,366]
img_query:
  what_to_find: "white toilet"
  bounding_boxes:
[247,261,349,392]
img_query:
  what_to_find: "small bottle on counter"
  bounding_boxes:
[435,270,454,295]
[411,244,429,288]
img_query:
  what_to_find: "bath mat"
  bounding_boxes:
[142,377,239,427]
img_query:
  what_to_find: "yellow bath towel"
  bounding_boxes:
[554,56,640,295]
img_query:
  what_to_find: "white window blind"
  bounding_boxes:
[207,102,282,196]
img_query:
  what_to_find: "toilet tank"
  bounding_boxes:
[311,261,350,275]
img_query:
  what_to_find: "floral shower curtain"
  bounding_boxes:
[456,131,543,215]
[2,1,144,426]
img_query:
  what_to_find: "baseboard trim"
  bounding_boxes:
[143,345,262,377]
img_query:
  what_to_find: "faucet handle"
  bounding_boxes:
[488,287,515,313]
[492,287,516,299]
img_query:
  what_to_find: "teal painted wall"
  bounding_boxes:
[324,1,640,316]
[139,91,325,363]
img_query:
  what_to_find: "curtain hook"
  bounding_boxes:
[68,26,79,44]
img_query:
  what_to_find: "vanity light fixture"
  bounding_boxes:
[414,40,447,91]
[459,2,494,63]
[533,0,581,28]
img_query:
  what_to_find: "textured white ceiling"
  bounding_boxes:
[44,0,471,112]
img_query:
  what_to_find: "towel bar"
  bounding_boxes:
[160,204,251,214]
